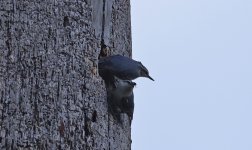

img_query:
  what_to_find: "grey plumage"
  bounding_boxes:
[121,93,134,124]
[99,54,153,124]
[106,77,136,123]
[99,55,154,83]
[107,79,135,102]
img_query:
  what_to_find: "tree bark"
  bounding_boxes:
[0,0,132,149]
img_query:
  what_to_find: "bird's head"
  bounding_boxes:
[117,80,136,97]
[125,80,137,87]
[138,62,154,81]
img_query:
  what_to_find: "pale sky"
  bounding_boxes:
[131,0,252,150]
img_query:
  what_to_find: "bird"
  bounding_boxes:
[106,77,136,123]
[98,55,154,85]
[98,54,153,124]
[107,77,136,110]
[121,93,134,125]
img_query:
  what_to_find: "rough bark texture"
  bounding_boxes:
[0,0,132,149]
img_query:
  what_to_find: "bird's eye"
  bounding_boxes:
[140,69,147,75]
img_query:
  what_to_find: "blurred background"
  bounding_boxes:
[131,0,252,150]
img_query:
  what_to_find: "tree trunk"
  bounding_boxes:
[0,0,132,149]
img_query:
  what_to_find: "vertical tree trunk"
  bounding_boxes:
[0,0,132,149]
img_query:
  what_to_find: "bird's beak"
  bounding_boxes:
[130,82,137,86]
[132,82,136,86]
[148,75,154,81]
